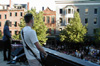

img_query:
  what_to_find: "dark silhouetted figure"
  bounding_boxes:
[3,20,11,61]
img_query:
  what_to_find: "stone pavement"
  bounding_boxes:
[0,51,29,66]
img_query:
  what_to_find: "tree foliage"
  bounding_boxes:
[60,12,87,43]
[0,32,2,39]
[19,8,48,45]
[94,28,100,44]
[12,34,21,40]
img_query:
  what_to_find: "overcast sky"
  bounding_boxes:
[0,0,56,12]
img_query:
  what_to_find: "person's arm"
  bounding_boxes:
[30,30,47,57]
[35,42,47,57]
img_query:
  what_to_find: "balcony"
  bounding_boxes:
[65,14,74,18]
[0,40,99,66]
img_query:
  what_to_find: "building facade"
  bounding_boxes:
[0,0,29,35]
[43,7,56,35]
[55,0,100,36]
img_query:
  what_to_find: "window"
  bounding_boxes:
[68,9,71,14]
[94,8,97,14]
[43,17,45,22]
[20,7,21,9]
[10,12,12,16]
[85,8,88,14]
[15,31,17,35]
[0,15,1,19]
[47,16,50,23]
[14,6,16,8]
[9,22,12,27]
[94,18,97,24]
[85,18,88,24]
[60,9,63,14]
[15,12,17,16]
[18,7,20,9]
[77,9,79,13]
[5,14,7,19]
[51,17,55,23]
[15,21,17,27]
[23,6,25,8]
[3,6,4,9]
[0,22,1,27]
[60,18,62,23]
[20,12,23,16]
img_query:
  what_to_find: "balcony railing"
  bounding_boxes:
[0,40,99,66]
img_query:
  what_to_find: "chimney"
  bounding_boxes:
[27,2,29,10]
[42,7,44,11]
[9,0,11,7]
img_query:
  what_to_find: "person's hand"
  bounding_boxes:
[44,52,48,58]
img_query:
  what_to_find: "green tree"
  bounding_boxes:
[60,12,87,43]
[0,32,2,39]
[12,34,21,40]
[94,28,100,44]
[19,8,48,45]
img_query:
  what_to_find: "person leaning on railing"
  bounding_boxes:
[21,13,47,66]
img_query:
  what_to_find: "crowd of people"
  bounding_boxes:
[45,44,100,65]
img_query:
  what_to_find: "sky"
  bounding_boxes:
[0,0,56,12]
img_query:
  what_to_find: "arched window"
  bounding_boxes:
[51,16,55,23]
[43,16,45,22]
[46,16,50,23]
[66,6,74,14]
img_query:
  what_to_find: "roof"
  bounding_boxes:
[43,7,56,15]
[14,4,27,6]
[55,0,100,1]
[44,7,55,11]
[55,0,100,4]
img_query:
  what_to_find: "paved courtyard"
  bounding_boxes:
[0,51,29,66]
